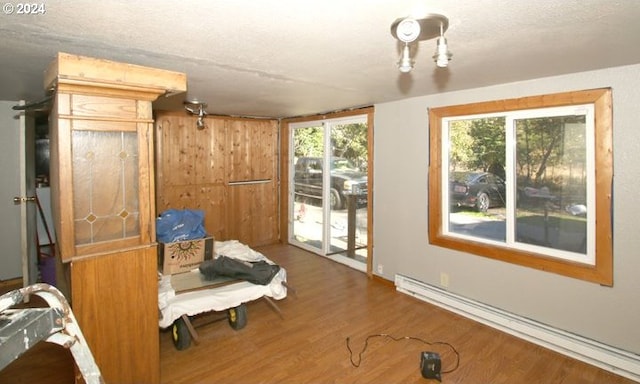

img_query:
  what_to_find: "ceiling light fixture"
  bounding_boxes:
[184,100,208,130]
[398,43,415,73]
[390,13,452,73]
[433,24,452,68]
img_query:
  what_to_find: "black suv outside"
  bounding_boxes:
[294,157,367,210]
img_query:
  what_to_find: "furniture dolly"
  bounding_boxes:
[159,253,292,350]
[0,283,103,383]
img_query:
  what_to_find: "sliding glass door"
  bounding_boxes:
[289,115,368,268]
[291,123,325,251]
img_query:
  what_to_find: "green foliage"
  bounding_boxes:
[469,117,506,174]
[293,122,368,170]
[450,115,587,197]
[515,116,586,188]
[293,126,324,157]
[331,123,368,169]
[449,120,475,171]
[449,117,505,177]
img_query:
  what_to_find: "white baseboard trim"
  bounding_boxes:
[395,274,640,382]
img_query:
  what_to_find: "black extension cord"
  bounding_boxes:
[345,334,460,380]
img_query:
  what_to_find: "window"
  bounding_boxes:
[428,89,613,285]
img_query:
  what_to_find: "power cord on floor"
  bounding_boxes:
[345,333,460,374]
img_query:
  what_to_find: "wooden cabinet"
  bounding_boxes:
[155,113,279,246]
[46,53,186,384]
[50,95,156,260]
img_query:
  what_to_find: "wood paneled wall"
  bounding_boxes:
[155,112,279,247]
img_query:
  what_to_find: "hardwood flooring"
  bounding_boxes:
[1,244,636,383]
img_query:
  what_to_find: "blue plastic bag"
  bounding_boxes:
[156,209,207,243]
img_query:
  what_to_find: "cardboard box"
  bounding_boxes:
[158,236,214,275]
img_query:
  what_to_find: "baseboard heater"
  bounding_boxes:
[395,274,640,382]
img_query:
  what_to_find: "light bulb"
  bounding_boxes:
[398,44,414,73]
[433,36,452,68]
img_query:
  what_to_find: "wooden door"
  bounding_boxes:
[19,107,38,287]
[0,101,26,282]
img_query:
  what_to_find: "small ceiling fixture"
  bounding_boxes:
[433,23,452,68]
[184,100,208,130]
[398,43,414,73]
[390,13,452,72]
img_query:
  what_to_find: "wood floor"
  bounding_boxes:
[1,244,636,383]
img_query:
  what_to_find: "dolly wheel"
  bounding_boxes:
[172,317,191,350]
[228,304,247,330]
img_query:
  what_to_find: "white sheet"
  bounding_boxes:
[158,240,287,329]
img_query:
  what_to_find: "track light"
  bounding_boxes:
[398,44,414,73]
[184,100,208,130]
[390,13,452,73]
[196,117,205,130]
[433,25,452,68]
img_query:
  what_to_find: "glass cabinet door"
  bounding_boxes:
[72,130,141,245]
[52,92,155,260]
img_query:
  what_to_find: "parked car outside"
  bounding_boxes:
[294,156,367,210]
[449,171,506,212]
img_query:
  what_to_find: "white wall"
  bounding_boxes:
[0,100,23,280]
[373,64,640,354]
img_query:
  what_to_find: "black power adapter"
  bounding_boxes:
[420,351,442,381]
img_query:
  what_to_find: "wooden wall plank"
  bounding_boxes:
[227,182,278,246]
[195,118,226,184]
[155,113,279,246]
[157,115,195,187]
[227,119,276,182]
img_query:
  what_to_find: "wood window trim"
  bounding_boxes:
[428,88,613,285]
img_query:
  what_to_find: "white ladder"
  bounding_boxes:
[0,283,104,383]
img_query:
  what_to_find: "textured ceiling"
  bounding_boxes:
[1,0,640,118]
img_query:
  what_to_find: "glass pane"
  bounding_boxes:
[72,130,140,245]
[292,125,324,251]
[447,117,507,242]
[329,122,368,262]
[515,115,587,254]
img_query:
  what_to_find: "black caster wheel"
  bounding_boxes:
[228,303,247,330]
[172,317,191,350]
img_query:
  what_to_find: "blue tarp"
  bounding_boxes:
[156,209,207,243]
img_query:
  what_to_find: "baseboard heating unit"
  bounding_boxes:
[395,274,640,382]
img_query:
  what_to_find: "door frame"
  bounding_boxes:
[280,107,374,275]
[19,104,39,287]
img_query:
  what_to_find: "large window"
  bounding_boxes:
[428,89,613,285]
